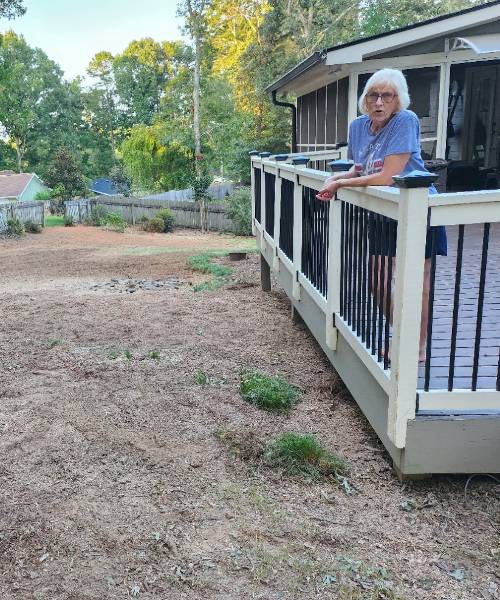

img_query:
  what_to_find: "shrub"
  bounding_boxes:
[88,205,108,226]
[6,218,24,236]
[144,216,165,233]
[226,187,252,236]
[104,211,127,233]
[264,433,348,480]
[35,190,52,201]
[63,215,74,227]
[24,220,42,233]
[239,370,301,412]
[155,208,175,232]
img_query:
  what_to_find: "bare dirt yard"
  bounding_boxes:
[0,225,498,600]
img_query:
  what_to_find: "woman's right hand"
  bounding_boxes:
[316,177,339,201]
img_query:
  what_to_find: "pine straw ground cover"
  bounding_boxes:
[0,227,498,600]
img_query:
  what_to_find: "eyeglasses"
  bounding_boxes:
[366,91,397,104]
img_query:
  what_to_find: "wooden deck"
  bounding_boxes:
[418,222,500,391]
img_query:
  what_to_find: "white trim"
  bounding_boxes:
[298,272,328,311]
[347,72,358,126]
[277,248,294,274]
[292,180,303,300]
[335,316,391,394]
[273,173,281,271]
[337,186,400,220]
[418,390,500,412]
[436,62,450,158]
[450,34,500,54]
[430,202,500,226]
[326,199,341,350]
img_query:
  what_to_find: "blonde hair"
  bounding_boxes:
[358,68,410,115]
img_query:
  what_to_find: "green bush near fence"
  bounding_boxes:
[6,218,24,236]
[141,207,175,233]
[225,187,252,236]
[87,205,108,226]
[24,220,42,233]
[104,211,127,233]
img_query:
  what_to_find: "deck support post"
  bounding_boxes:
[260,254,271,291]
[387,179,432,449]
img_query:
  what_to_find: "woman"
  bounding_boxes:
[316,68,446,361]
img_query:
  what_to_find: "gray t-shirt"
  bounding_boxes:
[347,109,428,179]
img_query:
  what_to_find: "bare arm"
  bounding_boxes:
[317,154,411,199]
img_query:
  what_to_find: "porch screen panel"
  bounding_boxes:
[316,87,326,145]
[299,93,308,147]
[326,83,338,144]
[308,91,317,148]
[296,96,302,148]
[337,77,349,144]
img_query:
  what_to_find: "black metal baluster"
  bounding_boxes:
[347,203,354,326]
[384,219,394,371]
[448,224,464,391]
[340,201,345,316]
[366,211,373,348]
[377,218,387,363]
[357,207,365,337]
[352,206,359,332]
[361,209,368,343]
[472,222,490,391]
[371,213,380,354]
[424,225,437,392]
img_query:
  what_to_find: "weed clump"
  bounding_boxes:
[104,211,127,233]
[264,433,348,480]
[6,218,24,236]
[188,253,232,277]
[24,220,42,233]
[144,216,165,233]
[240,370,301,412]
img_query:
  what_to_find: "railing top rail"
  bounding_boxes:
[429,189,500,206]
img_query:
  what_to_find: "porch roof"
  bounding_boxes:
[267,0,500,95]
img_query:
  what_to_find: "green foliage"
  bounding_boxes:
[0,1,26,19]
[225,187,252,235]
[264,433,348,480]
[149,350,161,360]
[88,205,108,226]
[194,370,210,385]
[48,337,62,348]
[46,147,86,201]
[109,163,132,196]
[143,216,165,233]
[6,218,24,236]
[24,220,42,233]
[35,189,52,201]
[155,208,175,232]
[63,215,74,227]
[124,348,133,360]
[104,211,127,233]
[187,252,232,277]
[240,370,301,412]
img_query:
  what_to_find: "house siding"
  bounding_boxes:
[19,177,48,202]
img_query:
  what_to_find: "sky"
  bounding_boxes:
[3,0,186,80]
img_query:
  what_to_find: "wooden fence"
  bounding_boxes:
[0,201,45,232]
[65,196,234,231]
[143,182,234,202]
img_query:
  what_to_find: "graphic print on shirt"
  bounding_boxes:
[364,142,383,175]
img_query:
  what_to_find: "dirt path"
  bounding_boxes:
[0,227,498,600]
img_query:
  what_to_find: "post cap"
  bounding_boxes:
[259,151,272,158]
[273,154,289,161]
[248,150,260,156]
[328,159,353,172]
[393,170,438,188]
[291,156,310,166]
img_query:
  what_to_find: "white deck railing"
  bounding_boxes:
[251,152,500,449]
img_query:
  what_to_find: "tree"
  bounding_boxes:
[46,147,86,207]
[0,0,25,19]
[110,163,132,196]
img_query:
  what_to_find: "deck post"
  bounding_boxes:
[260,254,271,291]
[273,155,288,272]
[291,157,309,300]
[326,160,353,350]
[388,172,436,449]
[249,152,259,235]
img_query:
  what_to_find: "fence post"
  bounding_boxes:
[291,156,309,300]
[273,154,288,271]
[387,171,436,449]
[325,160,353,350]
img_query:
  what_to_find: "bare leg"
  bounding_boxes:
[419,259,432,362]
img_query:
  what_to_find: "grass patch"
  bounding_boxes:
[240,370,301,412]
[44,215,65,227]
[264,433,348,480]
[149,350,161,360]
[48,337,62,348]
[187,252,232,277]
[194,370,210,385]
[124,348,133,360]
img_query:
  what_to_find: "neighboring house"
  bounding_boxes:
[267,1,500,191]
[89,178,119,196]
[0,171,49,202]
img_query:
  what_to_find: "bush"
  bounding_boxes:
[24,220,42,233]
[226,187,252,236]
[239,370,301,412]
[264,433,348,480]
[144,216,165,233]
[35,190,52,202]
[155,208,175,232]
[88,205,108,226]
[6,218,24,236]
[104,211,127,233]
[63,215,74,227]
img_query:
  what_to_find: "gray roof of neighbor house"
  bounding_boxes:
[0,171,39,199]
[266,0,500,94]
